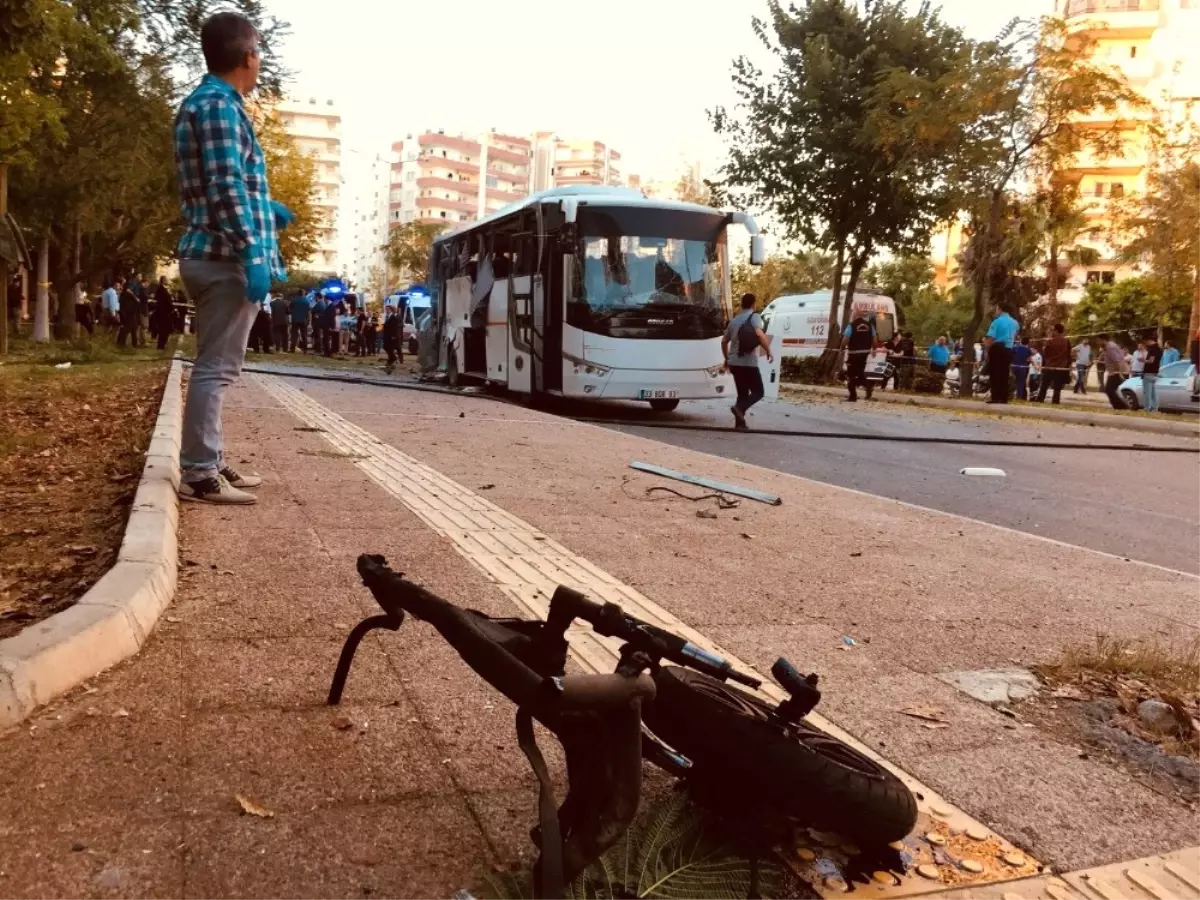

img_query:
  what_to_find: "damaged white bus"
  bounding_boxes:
[423,186,765,411]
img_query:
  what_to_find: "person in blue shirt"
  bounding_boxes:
[984,306,1019,404]
[1010,336,1033,400]
[1161,340,1180,367]
[927,336,950,373]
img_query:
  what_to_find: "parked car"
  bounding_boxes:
[1119,361,1199,413]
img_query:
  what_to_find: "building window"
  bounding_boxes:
[1129,45,1137,58]
[1110,182,1124,198]
[486,175,498,188]
[391,210,401,221]
[327,141,337,153]
[440,211,447,218]
[460,214,469,221]
[405,171,414,182]
[1086,270,1115,285]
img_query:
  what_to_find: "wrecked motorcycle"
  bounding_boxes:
[330,554,916,897]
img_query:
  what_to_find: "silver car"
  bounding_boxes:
[1119,361,1199,413]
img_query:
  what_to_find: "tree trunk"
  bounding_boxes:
[34,236,50,342]
[817,241,846,378]
[839,249,869,333]
[1189,263,1199,341]
[52,222,80,340]
[1047,237,1059,306]
[960,192,1005,391]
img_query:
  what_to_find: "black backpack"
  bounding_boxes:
[737,314,760,356]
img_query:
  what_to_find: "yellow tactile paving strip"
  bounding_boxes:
[256,375,1190,899]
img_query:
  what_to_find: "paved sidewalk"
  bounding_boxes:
[0,374,1195,897]
[783,382,1200,437]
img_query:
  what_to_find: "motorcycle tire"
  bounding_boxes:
[644,666,917,846]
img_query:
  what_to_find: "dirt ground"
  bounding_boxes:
[0,344,169,638]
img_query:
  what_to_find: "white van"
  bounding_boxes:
[761,290,897,380]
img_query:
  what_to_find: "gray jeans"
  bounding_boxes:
[179,260,256,483]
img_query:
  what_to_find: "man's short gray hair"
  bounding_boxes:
[200,12,257,74]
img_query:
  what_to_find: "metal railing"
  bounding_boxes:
[1065,0,1159,16]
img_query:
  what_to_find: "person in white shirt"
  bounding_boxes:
[101,280,122,335]
[1073,339,1092,394]
[1130,341,1146,377]
[1028,348,1043,398]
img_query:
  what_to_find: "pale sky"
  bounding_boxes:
[267,0,1047,218]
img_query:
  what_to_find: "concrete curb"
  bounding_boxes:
[782,382,1200,438]
[0,358,182,728]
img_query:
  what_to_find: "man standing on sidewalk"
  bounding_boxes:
[840,311,876,403]
[270,291,288,352]
[1011,335,1032,400]
[1099,334,1129,409]
[927,335,950,374]
[289,288,310,351]
[1142,334,1163,412]
[722,292,772,430]
[1038,323,1071,404]
[1161,340,1179,367]
[174,11,292,504]
[984,304,1018,404]
[1073,338,1091,394]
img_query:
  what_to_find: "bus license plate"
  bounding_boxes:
[638,389,678,400]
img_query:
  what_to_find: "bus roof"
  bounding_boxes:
[432,185,730,245]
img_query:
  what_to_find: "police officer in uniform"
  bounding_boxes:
[841,312,876,402]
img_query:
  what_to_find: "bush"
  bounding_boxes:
[911,369,944,394]
[780,356,829,384]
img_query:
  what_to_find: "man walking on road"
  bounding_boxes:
[382,306,402,372]
[1142,334,1163,412]
[1073,338,1091,394]
[174,11,292,504]
[1038,323,1072,404]
[984,304,1018,404]
[722,292,772,430]
[1100,334,1129,409]
[840,311,876,403]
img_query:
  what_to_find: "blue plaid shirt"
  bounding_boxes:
[174,74,284,281]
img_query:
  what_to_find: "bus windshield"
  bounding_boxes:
[569,208,728,340]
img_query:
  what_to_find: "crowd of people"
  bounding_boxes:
[244,289,408,372]
[840,304,1197,414]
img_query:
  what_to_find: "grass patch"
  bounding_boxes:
[1053,633,1199,698]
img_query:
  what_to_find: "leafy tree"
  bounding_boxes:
[863,256,939,327]
[136,0,291,99]
[248,105,319,270]
[930,18,1142,380]
[674,167,713,206]
[1111,120,1199,337]
[385,221,447,284]
[1037,178,1099,305]
[712,0,980,369]
[1066,277,1190,345]
[0,0,75,165]
[905,285,976,346]
[731,250,836,308]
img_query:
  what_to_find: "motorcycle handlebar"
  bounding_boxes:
[548,586,762,690]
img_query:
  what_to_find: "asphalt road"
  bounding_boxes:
[566,393,1200,574]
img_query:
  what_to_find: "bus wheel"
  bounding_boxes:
[649,398,680,412]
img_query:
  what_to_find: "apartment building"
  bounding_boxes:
[387,130,532,229]
[274,95,344,275]
[1053,0,1199,301]
[349,153,394,294]
[530,135,625,192]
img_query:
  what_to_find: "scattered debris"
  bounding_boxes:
[293,426,326,433]
[297,448,368,460]
[70,841,86,852]
[696,509,718,520]
[936,668,1040,705]
[477,484,495,491]
[740,533,755,540]
[234,794,274,818]
[1138,699,1181,735]
[959,467,1006,477]
[841,636,857,649]
[331,714,354,731]
[900,706,950,725]
[112,708,130,718]
[54,362,72,370]
[1050,685,1087,701]
[93,868,124,889]
[630,461,782,506]
[849,551,862,558]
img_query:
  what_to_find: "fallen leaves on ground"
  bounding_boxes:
[0,358,168,639]
[234,794,275,818]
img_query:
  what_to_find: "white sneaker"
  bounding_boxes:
[179,473,257,505]
[219,465,263,489]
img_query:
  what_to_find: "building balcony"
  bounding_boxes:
[1066,146,1147,173]
[418,133,481,156]
[416,195,477,214]
[419,156,480,178]
[485,144,529,166]
[486,167,528,187]
[417,175,477,198]
[1064,0,1160,36]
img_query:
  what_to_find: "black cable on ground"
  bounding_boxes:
[178,359,1200,455]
